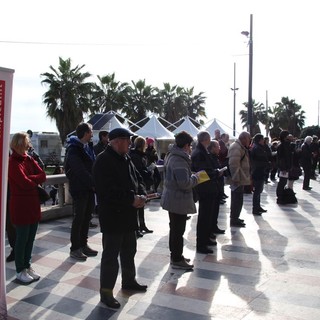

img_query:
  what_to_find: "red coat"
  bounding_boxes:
[8,151,46,225]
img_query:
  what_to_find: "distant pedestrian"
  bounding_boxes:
[93,130,109,156]
[250,134,269,215]
[227,131,251,227]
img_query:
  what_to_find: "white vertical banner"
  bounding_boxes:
[0,67,14,319]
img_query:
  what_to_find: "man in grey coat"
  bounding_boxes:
[161,131,199,270]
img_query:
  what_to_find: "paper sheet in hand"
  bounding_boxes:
[197,170,210,184]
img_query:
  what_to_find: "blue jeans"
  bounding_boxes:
[70,191,95,251]
[15,223,38,273]
[252,179,264,211]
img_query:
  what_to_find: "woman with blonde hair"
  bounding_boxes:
[8,132,46,284]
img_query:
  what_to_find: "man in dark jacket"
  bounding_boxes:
[191,131,220,254]
[93,130,109,156]
[64,122,97,261]
[93,128,148,309]
[250,134,269,215]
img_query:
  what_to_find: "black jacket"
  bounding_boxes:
[64,136,95,198]
[191,143,219,195]
[129,148,154,188]
[93,145,146,233]
[250,143,269,180]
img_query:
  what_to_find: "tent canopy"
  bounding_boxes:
[134,115,174,139]
[204,118,236,140]
[173,116,200,138]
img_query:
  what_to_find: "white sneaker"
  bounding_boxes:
[27,267,40,281]
[16,269,34,284]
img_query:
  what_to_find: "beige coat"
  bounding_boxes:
[227,139,251,186]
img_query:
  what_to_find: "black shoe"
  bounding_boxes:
[222,193,229,199]
[207,239,217,246]
[140,226,154,233]
[303,187,312,190]
[197,246,214,254]
[186,215,191,220]
[101,295,121,309]
[219,200,226,205]
[82,245,98,257]
[230,220,246,227]
[252,211,262,216]
[258,207,267,213]
[212,227,225,234]
[6,250,15,262]
[238,218,245,223]
[209,233,217,240]
[122,281,148,291]
[136,230,144,238]
[277,198,286,204]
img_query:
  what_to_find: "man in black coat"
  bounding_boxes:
[191,131,220,254]
[93,128,148,309]
[64,122,97,261]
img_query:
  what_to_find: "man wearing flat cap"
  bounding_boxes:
[93,127,148,309]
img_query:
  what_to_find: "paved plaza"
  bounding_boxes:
[5,177,320,319]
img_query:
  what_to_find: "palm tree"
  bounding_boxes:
[158,83,191,124]
[121,79,159,129]
[239,100,265,135]
[41,57,94,144]
[183,87,206,125]
[269,97,305,138]
[91,73,129,113]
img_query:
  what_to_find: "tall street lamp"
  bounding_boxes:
[231,62,239,137]
[241,14,253,136]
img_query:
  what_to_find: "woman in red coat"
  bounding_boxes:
[8,132,46,284]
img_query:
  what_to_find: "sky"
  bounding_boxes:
[1,0,320,136]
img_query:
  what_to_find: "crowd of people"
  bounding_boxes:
[6,124,319,310]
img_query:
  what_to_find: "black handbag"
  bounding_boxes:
[37,185,50,203]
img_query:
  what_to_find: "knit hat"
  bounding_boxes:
[146,137,155,145]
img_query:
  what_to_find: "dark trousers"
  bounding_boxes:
[168,212,187,262]
[70,191,95,251]
[153,167,161,192]
[252,179,264,211]
[138,207,146,229]
[100,231,137,290]
[230,186,244,221]
[6,204,16,249]
[15,223,38,273]
[197,195,218,248]
[302,165,311,189]
[276,177,288,199]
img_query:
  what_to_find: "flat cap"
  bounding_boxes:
[108,128,133,141]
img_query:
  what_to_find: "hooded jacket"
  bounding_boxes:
[64,136,95,198]
[161,145,198,214]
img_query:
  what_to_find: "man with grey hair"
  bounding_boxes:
[191,131,220,254]
[227,131,251,227]
[301,135,313,190]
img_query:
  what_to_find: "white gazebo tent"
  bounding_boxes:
[172,116,200,139]
[134,114,174,140]
[133,114,175,156]
[204,118,236,140]
[88,111,129,144]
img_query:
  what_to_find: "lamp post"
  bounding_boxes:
[231,62,239,137]
[241,14,253,136]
